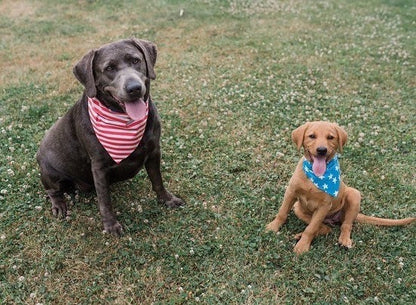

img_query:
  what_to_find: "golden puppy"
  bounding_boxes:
[266,121,415,254]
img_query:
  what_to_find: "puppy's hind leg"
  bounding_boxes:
[338,187,361,248]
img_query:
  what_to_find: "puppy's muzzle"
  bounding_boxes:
[316,146,328,156]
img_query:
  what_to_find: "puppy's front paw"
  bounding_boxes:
[103,221,123,236]
[294,239,311,255]
[265,219,283,232]
[338,236,353,249]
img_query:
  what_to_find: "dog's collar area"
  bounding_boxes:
[303,155,341,197]
[87,97,149,164]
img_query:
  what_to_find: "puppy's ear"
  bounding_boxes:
[73,50,97,98]
[334,123,348,153]
[292,123,309,150]
[130,38,157,80]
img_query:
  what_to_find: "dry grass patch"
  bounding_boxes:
[0,0,40,18]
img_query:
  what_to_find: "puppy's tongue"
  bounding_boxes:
[125,99,146,120]
[312,156,327,177]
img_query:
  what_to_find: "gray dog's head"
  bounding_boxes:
[73,38,157,119]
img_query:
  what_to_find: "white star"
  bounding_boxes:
[304,166,309,172]
[332,177,337,183]
[323,184,328,189]
[328,174,333,179]
[333,191,338,197]
[335,166,339,172]
[314,183,319,188]
[319,175,325,180]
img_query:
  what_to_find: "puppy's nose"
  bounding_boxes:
[317,147,327,156]
[126,81,142,95]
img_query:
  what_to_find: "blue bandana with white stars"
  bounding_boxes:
[303,155,341,197]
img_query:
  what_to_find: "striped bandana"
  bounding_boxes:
[303,155,341,197]
[87,97,148,164]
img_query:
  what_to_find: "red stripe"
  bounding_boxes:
[90,98,130,123]
[88,97,148,163]
[91,121,147,137]
[97,136,143,148]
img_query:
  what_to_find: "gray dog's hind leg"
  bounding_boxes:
[47,189,68,218]
[41,173,69,218]
[145,151,184,208]
[38,161,70,218]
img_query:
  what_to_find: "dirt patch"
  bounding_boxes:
[0,0,40,18]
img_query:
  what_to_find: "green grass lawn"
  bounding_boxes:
[1,0,415,304]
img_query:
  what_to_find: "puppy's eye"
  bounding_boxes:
[105,65,114,71]
[327,135,335,140]
[132,58,140,64]
[308,134,316,139]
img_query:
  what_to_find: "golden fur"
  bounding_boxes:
[266,121,415,254]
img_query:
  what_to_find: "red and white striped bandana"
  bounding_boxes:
[87,97,148,164]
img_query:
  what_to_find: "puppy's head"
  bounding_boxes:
[292,121,347,176]
[73,38,157,120]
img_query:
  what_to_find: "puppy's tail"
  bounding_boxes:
[356,213,415,226]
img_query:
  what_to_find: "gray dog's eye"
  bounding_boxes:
[105,65,114,72]
[132,58,140,64]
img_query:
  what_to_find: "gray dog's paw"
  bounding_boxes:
[51,201,68,218]
[164,195,185,208]
[103,221,123,236]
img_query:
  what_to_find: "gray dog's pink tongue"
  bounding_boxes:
[125,99,146,120]
[312,156,327,177]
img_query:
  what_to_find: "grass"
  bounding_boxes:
[1,0,415,304]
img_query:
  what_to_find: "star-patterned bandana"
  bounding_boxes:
[303,155,341,197]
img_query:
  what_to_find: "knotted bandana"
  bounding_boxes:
[303,155,341,197]
[88,97,148,164]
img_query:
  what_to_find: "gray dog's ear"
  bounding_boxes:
[73,49,97,97]
[130,38,157,80]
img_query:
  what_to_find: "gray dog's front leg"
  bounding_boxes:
[92,165,123,235]
[145,151,184,208]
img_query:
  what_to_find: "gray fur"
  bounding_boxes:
[37,39,184,235]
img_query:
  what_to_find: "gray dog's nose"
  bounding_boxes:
[317,147,327,156]
[126,81,142,95]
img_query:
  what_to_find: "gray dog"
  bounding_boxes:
[37,38,184,235]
